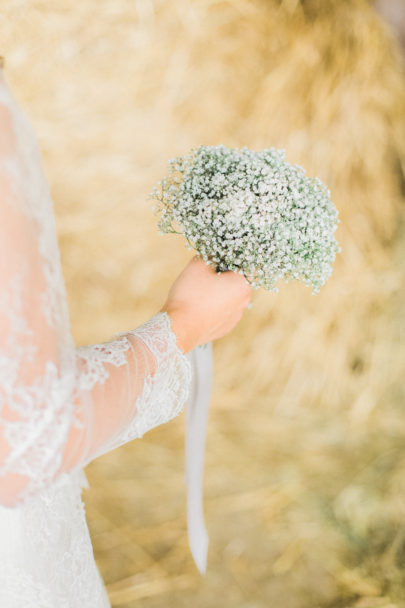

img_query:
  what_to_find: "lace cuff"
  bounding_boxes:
[123,311,192,439]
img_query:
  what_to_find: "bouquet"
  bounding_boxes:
[151,144,340,293]
[150,144,341,575]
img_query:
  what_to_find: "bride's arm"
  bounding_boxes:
[0,85,250,508]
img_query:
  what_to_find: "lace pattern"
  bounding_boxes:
[104,313,192,449]
[75,312,192,458]
[0,470,110,608]
[76,336,131,391]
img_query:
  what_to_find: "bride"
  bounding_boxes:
[0,60,251,606]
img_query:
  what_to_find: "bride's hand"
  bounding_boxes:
[160,256,252,353]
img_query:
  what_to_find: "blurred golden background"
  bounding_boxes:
[1,0,405,605]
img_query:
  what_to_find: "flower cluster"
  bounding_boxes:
[151,145,340,293]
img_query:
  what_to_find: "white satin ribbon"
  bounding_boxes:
[185,342,213,575]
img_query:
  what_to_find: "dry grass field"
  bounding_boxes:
[1,0,405,606]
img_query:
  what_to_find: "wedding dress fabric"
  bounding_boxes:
[0,70,192,606]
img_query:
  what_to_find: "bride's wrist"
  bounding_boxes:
[159,305,195,354]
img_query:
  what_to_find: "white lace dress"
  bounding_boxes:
[0,69,192,607]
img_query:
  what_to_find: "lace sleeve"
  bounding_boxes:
[0,73,192,507]
[66,313,192,468]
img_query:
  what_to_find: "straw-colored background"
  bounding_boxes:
[1,0,405,605]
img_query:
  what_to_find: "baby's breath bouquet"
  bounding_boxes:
[151,145,340,293]
[151,144,341,575]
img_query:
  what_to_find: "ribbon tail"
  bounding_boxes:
[185,342,213,575]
